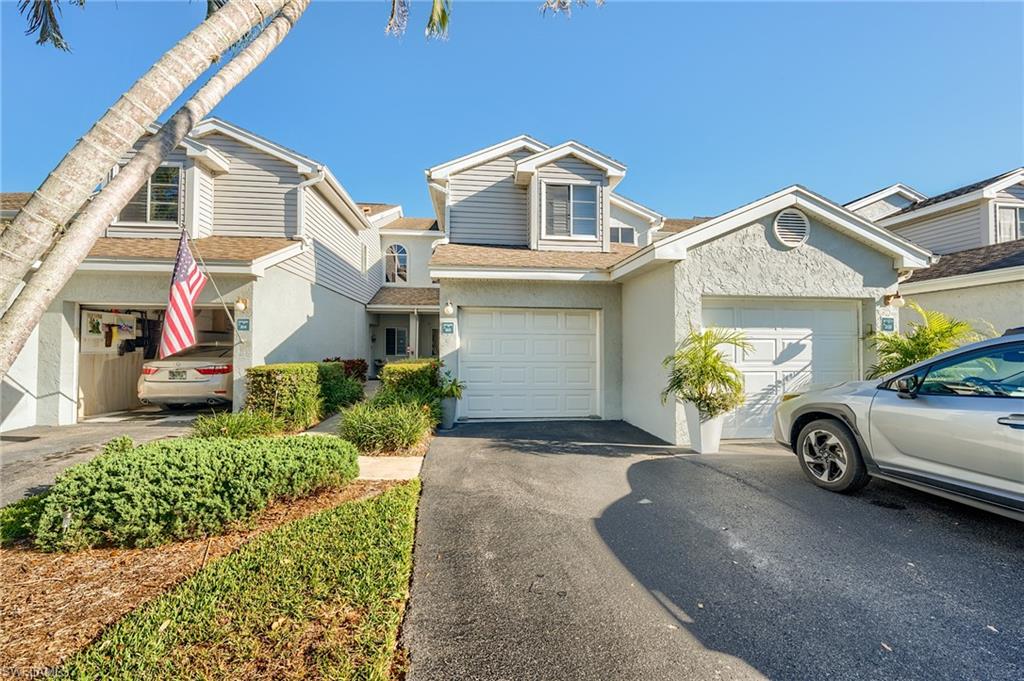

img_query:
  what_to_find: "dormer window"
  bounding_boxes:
[385,244,408,283]
[545,184,597,239]
[118,165,181,225]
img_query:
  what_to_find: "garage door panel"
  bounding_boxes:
[702,299,859,438]
[459,308,599,419]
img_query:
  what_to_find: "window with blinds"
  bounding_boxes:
[545,184,598,239]
[118,165,181,224]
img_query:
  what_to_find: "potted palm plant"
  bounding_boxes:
[662,328,752,454]
[439,371,466,430]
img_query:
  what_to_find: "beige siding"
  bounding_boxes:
[277,187,383,304]
[107,136,187,238]
[892,205,985,254]
[195,165,216,237]
[537,157,608,252]
[202,133,301,237]
[448,151,530,245]
[610,203,653,246]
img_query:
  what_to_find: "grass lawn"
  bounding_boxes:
[55,480,420,680]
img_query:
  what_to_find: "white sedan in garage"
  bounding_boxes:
[138,343,233,408]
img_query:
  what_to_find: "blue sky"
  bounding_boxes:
[2,1,1022,219]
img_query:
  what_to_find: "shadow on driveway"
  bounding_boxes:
[596,454,1024,681]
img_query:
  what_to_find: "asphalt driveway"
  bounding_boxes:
[403,421,1023,681]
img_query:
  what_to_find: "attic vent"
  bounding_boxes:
[773,209,810,248]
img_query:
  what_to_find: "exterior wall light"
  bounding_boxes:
[884,292,906,308]
[443,299,454,316]
[234,297,249,313]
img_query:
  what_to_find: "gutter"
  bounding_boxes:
[295,169,326,243]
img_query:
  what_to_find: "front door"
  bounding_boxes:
[868,340,1024,496]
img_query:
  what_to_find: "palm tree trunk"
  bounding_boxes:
[0,0,290,312]
[0,0,311,377]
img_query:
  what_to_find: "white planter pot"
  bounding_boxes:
[682,401,725,454]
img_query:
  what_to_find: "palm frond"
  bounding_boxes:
[19,0,85,51]
[541,0,604,16]
[662,327,752,420]
[866,301,982,378]
[425,0,451,39]
[386,0,410,36]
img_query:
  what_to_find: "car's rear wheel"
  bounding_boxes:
[796,419,870,493]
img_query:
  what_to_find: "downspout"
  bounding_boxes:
[295,167,327,245]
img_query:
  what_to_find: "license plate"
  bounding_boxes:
[169,370,187,381]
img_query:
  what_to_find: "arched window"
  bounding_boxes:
[385,244,408,283]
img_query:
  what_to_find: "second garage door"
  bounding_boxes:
[702,298,861,438]
[459,308,599,419]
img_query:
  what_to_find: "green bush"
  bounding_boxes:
[372,384,441,426]
[246,363,322,430]
[338,401,433,453]
[0,493,46,546]
[33,435,359,551]
[380,358,440,394]
[190,410,285,439]
[317,362,364,413]
[246,362,365,430]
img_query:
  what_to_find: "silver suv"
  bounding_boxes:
[774,332,1024,521]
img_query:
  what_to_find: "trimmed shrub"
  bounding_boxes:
[190,410,285,439]
[338,401,433,454]
[379,359,440,395]
[0,493,46,546]
[371,384,441,427]
[317,362,364,413]
[33,435,359,551]
[246,362,365,430]
[322,357,369,383]
[246,363,323,430]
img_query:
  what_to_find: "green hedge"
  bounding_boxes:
[338,401,434,454]
[33,435,359,551]
[190,410,285,439]
[379,359,440,394]
[246,362,363,430]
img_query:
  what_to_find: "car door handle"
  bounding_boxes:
[996,414,1024,430]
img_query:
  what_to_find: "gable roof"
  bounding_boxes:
[190,118,374,232]
[380,217,439,232]
[613,185,935,279]
[844,183,926,212]
[513,141,626,188]
[880,168,1024,225]
[358,203,399,217]
[903,240,1024,283]
[660,216,713,234]
[427,135,547,181]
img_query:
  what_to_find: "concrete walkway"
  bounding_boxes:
[358,455,423,480]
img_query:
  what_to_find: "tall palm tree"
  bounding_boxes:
[0,0,292,312]
[0,0,589,376]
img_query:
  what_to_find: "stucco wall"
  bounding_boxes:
[380,234,436,287]
[253,266,370,368]
[621,265,678,443]
[1,326,39,432]
[670,216,901,444]
[902,281,1024,336]
[438,280,623,419]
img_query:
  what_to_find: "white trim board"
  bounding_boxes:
[900,265,1024,294]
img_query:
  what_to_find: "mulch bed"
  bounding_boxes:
[0,480,396,674]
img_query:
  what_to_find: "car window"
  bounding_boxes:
[918,342,1024,398]
[171,345,232,359]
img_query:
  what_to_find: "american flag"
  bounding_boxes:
[158,232,208,358]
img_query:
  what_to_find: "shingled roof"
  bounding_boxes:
[381,217,439,231]
[368,287,440,307]
[430,243,639,270]
[88,236,297,262]
[891,169,1022,217]
[906,240,1024,283]
[1,192,31,211]
[661,217,713,234]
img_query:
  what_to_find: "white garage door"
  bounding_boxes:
[702,299,861,438]
[459,308,599,419]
